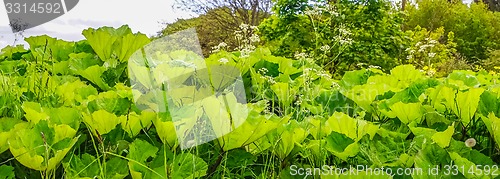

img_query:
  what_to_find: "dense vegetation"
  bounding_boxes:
[1,0,500,178]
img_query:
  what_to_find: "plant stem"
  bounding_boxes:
[206,150,226,178]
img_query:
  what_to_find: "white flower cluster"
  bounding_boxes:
[294,94,304,106]
[218,58,229,64]
[368,65,381,69]
[211,42,228,53]
[235,31,244,40]
[418,44,435,53]
[427,69,436,76]
[318,71,331,78]
[294,52,309,59]
[304,6,322,16]
[325,4,339,16]
[249,34,260,43]
[258,68,269,75]
[338,25,352,36]
[304,4,339,17]
[302,68,331,79]
[240,45,256,58]
[258,68,275,84]
[261,99,272,114]
[407,37,439,61]
[260,75,276,84]
[234,23,259,58]
[332,82,341,89]
[303,68,313,76]
[320,45,331,52]
[334,25,353,45]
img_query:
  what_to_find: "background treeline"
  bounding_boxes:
[161,0,500,77]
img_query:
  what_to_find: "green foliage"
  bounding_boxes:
[157,7,266,57]
[405,0,500,62]
[0,165,14,179]
[403,26,466,76]
[260,0,407,76]
[2,24,500,178]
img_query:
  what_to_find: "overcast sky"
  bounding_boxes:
[0,0,194,47]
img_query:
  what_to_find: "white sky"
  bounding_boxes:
[0,0,194,47]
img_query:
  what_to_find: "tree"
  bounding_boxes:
[173,0,273,31]
[156,8,235,57]
[160,0,272,57]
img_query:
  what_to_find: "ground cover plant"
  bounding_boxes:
[1,0,500,178]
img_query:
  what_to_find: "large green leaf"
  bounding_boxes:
[9,121,79,171]
[56,80,98,106]
[478,89,500,117]
[76,65,111,91]
[120,111,154,137]
[454,88,485,125]
[343,82,392,112]
[313,90,358,116]
[170,153,208,179]
[219,102,290,151]
[365,65,424,92]
[388,65,425,88]
[68,52,101,73]
[127,139,161,179]
[113,33,150,63]
[105,157,129,179]
[446,71,481,90]
[412,142,451,178]
[25,35,76,62]
[449,152,495,178]
[0,45,28,61]
[387,102,424,124]
[0,118,23,153]
[83,110,122,136]
[0,165,14,179]
[339,69,370,89]
[82,25,132,62]
[269,120,308,159]
[429,86,484,125]
[21,103,80,143]
[431,124,455,148]
[128,62,153,89]
[152,113,178,148]
[202,92,248,138]
[325,112,379,141]
[86,91,131,115]
[324,131,359,160]
[481,113,500,149]
[323,112,379,160]
[271,82,296,108]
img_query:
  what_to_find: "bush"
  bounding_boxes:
[260,0,408,76]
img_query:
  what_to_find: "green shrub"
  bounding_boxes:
[405,0,500,62]
[260,0,407,76]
